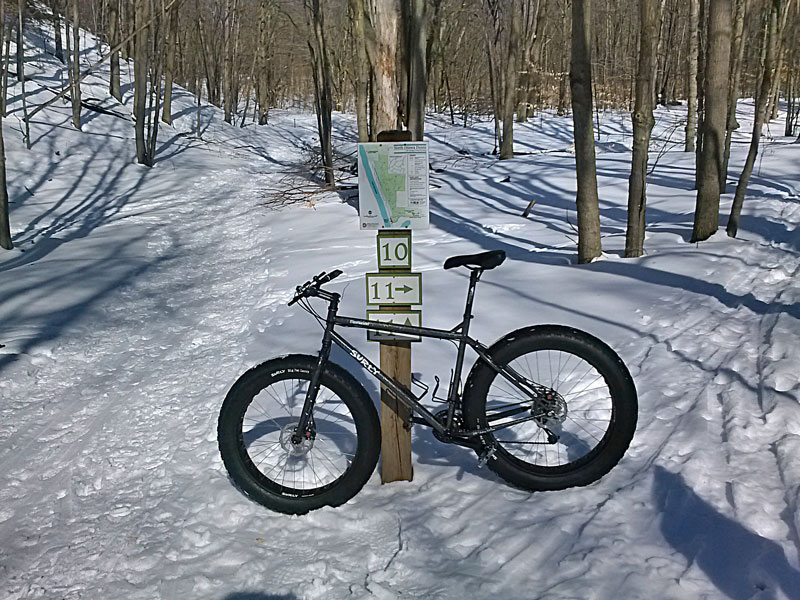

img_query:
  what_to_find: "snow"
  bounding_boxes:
[2,22,800,600]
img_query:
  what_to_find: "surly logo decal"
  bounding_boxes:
[349,348,379,377]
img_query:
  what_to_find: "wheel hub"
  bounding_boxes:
[279,423,315,456]
[533,390,568,427]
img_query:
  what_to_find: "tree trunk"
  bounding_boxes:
[625,0,659,258]
[257,0,273,126]
[516,0,542,123]
[406,0,426,141]
[109,0,122,101]
[570,0,602,263]
[70,0,81,130]
[0,1,11,250]
[765,0,792,121]
[371,0,399,134]
[14,0,21,83]
[222,0,232,123]
[134,0,149,164]
[727,0,782,237]
[2,23,10,117]
[306,0,335,186]
[51,0,64,63]
[397,0,409,129]
[161,0,178,124]
[349,0,369,141]
[694,0,707,186]
[685,0,699,152]
[691,0,732,243]
[721,0,746,186]
[17,0,29,148]
[0,116,10,250]
[499,1,521,160]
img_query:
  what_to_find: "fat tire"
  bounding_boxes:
[462,326,637,491]
[218,355,380,514]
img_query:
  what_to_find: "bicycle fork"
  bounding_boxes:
[293,295,340,444]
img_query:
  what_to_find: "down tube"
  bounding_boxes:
[329,331,445,433]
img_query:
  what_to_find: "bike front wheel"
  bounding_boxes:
[462,326,637,491]
[218,355,380,514]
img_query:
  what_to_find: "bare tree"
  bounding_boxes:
[685,0,698,152]
[161,0,179,123]
[727,0,783,237]
[570,0,602,263]
[17,0,30,148]
[256,0,276,126]
[349,0,370,140]
[515,0,543,123]
[305,0,335,185]
[108,0,122,101]
[499,0,521,159]
[721,0,746,187]
[371,0,399,133]
[70,0,81,130]
[51,0,64,63]
[0,0,11,251]
[691,0,732,243]
[134,0,150,163]
[625,0,659,258]
[406,0,426,141]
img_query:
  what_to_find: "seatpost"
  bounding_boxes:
[445,268,482,428]
[463,268,481,326]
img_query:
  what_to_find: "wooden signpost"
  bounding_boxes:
[367,230,418,482]
[358,129,429,483]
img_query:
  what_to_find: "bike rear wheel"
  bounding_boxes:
[463,326,637,491]
[218,355,380,514]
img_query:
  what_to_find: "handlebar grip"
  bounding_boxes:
[287,270,343,306]
[288,285,303,306]
[318,269,343,285]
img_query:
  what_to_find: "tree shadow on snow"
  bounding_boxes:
[586,259,800,320]
[653,466,800,600]
[221,593,298,600]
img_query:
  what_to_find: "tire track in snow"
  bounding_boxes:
[0,169,284,598]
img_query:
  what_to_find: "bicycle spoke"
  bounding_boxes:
[240,376,360,491]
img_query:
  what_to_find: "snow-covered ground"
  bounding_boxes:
[2,23,799,600]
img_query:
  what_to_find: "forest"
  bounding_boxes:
[2,2,800,598]
[0,0,798,259]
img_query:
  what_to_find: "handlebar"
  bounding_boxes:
[288,269,343,306]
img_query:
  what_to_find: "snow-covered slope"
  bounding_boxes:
[1,22,799,600]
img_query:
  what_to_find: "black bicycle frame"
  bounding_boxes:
[296,270,550,441]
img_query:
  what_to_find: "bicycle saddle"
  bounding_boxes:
[443,250,506,271]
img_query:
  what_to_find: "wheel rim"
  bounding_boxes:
[240,377,358,493]
[485,349,614,469]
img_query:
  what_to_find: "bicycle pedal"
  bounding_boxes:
[477,446,496,468]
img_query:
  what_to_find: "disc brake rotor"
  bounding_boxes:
[279,423,315,457]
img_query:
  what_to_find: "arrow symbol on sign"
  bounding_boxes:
[396,285,413,293]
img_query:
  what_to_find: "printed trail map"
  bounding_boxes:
[358,142,430,230]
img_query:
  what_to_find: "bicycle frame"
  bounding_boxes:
[295,270,551,443]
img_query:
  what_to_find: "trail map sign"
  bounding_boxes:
[358,142,430,230]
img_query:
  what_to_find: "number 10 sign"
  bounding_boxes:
[377,231,412,269]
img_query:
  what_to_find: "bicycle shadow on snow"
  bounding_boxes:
[326,345,502,485]
[653,466,800,599]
